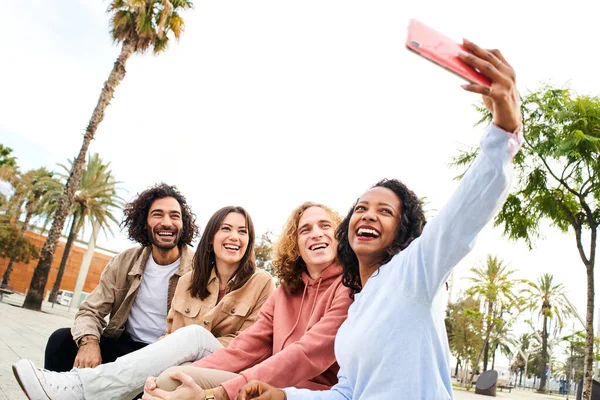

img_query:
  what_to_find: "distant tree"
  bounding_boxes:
[1,168,60,286]
[453,86,599,400]
[48,153,123,303]
[23,0,194,311]
[446,296,484,387]
[464,255,522,389]
[0,144,17,167]
[255,231,274,276]
[0,216,39,267]
[523,273,573,392]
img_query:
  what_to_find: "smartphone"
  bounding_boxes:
[405,19,491,87]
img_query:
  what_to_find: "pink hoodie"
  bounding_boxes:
[193,262,352,399]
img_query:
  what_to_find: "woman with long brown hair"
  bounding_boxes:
[13,206,275,400]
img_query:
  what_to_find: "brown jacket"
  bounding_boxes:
[71,245,194,343]
[166,268,275,347]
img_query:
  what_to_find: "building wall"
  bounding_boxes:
[0,231,118,295]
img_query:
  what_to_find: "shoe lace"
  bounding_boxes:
[39,368,82,391]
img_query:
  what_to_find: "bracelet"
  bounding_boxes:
[77,336,99,348]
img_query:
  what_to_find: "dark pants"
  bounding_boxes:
[44,327,148,372]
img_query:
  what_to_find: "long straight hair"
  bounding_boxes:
[189,206,256,300]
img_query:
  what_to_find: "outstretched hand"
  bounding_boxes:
[459,39,521,133]
[142,371,205,400]
[237,380,286,400]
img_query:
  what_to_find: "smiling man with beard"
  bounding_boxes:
[42,183,198,372]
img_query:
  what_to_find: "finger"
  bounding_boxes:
[142,392,164,400]
[169,371,195,386]
[145,377,158,391]
[487,48,516,81]
[458,52,505,83]
[461,83,491,96]
[149,387,172,398]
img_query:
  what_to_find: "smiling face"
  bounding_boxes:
[297,206,337,275]
[146,196,183,251]
[212,212,249,268]
[348,186,402,268]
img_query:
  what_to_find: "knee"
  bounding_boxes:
[46,328,74,349]
[156,366,182,392]
[176,324,211,339]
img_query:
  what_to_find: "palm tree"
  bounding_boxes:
[23,0,194,310]
[523,273,573,393]
[47,154,123,303]
[1,168,61,286]
[465,255,521,389]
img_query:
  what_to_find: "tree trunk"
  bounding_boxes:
[22,40,135,311]
[491,344,497,371]
[48,215,78,303]
[2,208,35,285]
[467,321,495,390]
[454,358,460,378]
[483,300,493,372]
[539,313,549,392]
[582,261,595,400]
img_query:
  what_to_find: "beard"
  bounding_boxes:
[147,225,181,250]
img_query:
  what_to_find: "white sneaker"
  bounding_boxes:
[12,359,84,400]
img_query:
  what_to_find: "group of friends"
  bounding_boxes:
[12,40,523,400]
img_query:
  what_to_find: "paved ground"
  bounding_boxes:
[0,293,576,400]
[0,293,76,400]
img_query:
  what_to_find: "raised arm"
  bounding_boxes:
[401,42,522,302]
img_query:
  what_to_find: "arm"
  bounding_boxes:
[236,373,353,400]
[404,123,522,302]
[216,277,276,347]
[194,288,277,372]
[401,42,522,303]
[220,283,352,399]
[71,255,121,342]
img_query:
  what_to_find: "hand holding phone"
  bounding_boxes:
[406,19,491,87]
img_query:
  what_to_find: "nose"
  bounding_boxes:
[310,226,324,238]
[229,229,240,241]
[362,212,376,222]
[160,214,174,227]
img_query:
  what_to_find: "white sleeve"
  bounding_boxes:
[400,124,522,303]
[284,372,353,400]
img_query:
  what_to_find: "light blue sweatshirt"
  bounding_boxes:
[284,125,523,399]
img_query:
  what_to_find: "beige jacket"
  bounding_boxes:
[166,268,275,347]
[71,245,194,343]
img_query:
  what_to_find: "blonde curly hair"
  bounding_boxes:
[272,202,341,294]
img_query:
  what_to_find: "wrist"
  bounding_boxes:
[77,335,100,348]
[210,386,228,400]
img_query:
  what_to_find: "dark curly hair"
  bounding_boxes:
[189,206,256,300]
[337,178,427,298]
[121,183,198,246]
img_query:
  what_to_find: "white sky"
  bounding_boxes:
[1,0,598,358]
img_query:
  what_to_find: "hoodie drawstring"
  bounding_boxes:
[280,282,309,348]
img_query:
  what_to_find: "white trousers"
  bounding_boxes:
[76,325,223,400]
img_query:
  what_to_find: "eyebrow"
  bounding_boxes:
[150,209,181,215]
[298,219,331,231]
[357,200,396,208]
[222,222,247,229]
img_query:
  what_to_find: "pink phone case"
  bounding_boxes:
[406,19,491,87]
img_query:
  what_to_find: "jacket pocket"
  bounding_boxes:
[172,295,203,318]
[220,301,251,317]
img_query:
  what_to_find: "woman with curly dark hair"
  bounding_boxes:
[239,41,523,399]
[141,202,353,400]
[14,206,275,400]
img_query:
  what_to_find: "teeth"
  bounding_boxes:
[309,243,328,251]
[224,245,240,250]
[158,232,174,236]
[357,228,380,237]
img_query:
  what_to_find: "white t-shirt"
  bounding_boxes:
[125,255,180,343]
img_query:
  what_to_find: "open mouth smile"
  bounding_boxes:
[356,225,381,238]
[309,243,329,251]
[224,244,241,251]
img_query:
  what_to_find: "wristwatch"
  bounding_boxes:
[205,388,216,400]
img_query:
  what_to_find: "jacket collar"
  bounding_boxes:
[129,245,190,276]
[301,261,343,286]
